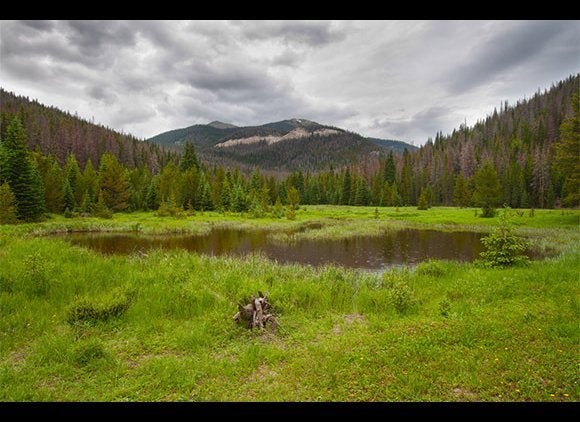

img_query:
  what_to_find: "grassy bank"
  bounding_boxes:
[0,206,578,401]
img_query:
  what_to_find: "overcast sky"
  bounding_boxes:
[1,20,578,145]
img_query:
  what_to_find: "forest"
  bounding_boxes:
[0,74,578,224]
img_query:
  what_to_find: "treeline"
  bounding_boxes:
[0,74,578,223]
[0,88,174,172]
[395,74,579,209]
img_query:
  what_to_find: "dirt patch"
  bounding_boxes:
[251,364,278,383]
[334,313,365,335]
[452,387,478,401]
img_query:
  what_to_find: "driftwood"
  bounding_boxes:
[233,291,279,331]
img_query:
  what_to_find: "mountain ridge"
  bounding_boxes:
[148,118,416,172]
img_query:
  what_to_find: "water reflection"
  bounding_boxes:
[56,228,490,270]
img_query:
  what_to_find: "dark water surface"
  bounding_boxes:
[57,228,489,270]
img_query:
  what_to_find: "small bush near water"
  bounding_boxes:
[479,206,530,268]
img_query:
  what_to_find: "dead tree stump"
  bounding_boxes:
[233,291,279,331]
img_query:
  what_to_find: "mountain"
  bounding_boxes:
[367,137,418,153]
[149,118,415,172]
[207,121,238,129]
[0,88,168,170]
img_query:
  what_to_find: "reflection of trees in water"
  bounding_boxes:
[63,229,486,270]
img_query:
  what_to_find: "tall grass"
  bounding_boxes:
[0,226,578,401]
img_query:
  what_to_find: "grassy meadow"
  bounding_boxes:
[0,206,578,401]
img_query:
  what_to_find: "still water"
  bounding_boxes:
[58,228,487,270]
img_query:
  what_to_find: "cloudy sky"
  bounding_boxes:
[1,20,578,145]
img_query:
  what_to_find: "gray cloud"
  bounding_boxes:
[446,20,578,94]
[233,20,347,46]
[371,106,455,142]
[1,20,578,144]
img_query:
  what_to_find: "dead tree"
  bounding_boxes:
[233,291,279,331]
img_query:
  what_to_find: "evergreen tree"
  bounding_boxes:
[93,190,113,218]
[287,186,300,210]
[417,188,429,210]
[145,177,160,211]
[341,169,352,205]
[63,178,75,212]
[554,93,580,207]
[2,118,45,221]
[0,181,17,224]
[384,151,396,185]
[400,150,413,205]
[82,159,99,202]
[44,159,65,213]
[472,161,502,217]
[271,196,284,218]
[381,181,393,206]
[197,173,213,211]
[179,141,200,172]
[65,154,83,209]
[453,174,471,208]
[354,176,371,206]
[98,153,131,212]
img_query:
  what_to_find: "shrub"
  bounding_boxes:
[382,269,414,314]
[67,289,135,325]
[416,259,447,277]
[479,206,530,268]
[22,252,49,296]
[286,206,296,221]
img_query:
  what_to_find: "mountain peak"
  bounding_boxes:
[208,121,238,129]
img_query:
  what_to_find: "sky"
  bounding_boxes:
[1,20,578,145]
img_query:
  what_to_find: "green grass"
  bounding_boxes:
[0,206,578,401]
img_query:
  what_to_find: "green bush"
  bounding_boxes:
[382,269,414,314]
[479,206,530,268]
[416,259,447,277]
[22,252,50,296]
[67,289,135,325]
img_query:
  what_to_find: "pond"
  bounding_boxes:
[57,228,490,270]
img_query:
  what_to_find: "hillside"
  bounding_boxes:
[399,74,579,208]
[0,89,168,171]
[149,118,414,172]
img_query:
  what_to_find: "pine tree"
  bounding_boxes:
[98,153,131,212]
[145,177,160,211]
[354,176,370,206]
[472,161,502,217]
[65,154,83,208]
[82,159,99,202]
[341,169,352,205]
[272,196,284,218]
[287,186,300,210]
[0,182,17,224]
[179,141,199,172]
[44,159,65,213]
[383,151,396,185]
[63,178,75,212]
[2,118,45,221]
[93,190,113,219]
[417,188,429,210]
[453,174,470,208]
[554,93,580,207]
